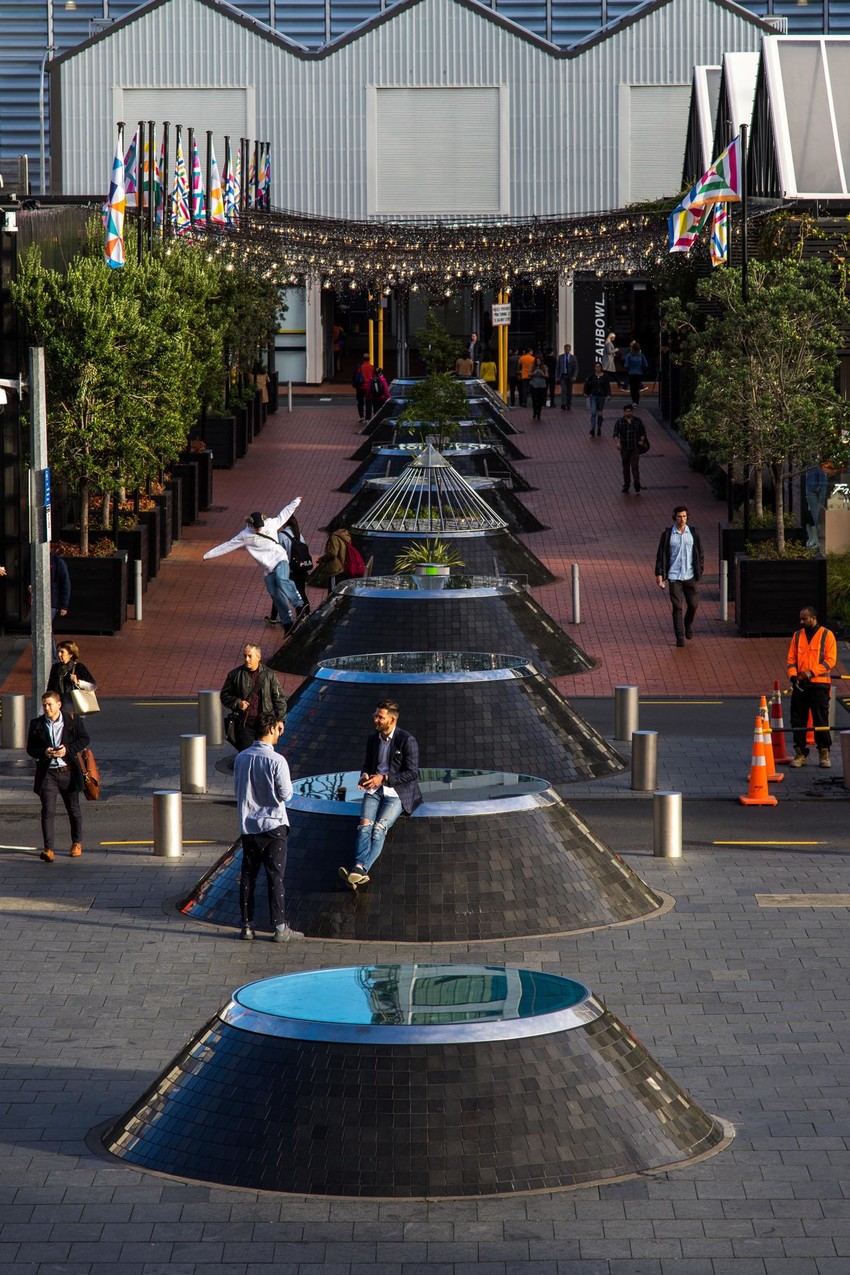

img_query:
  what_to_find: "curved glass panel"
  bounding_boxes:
[291,768,549,803]
[319,652,528,675]
[235,965,589,1027]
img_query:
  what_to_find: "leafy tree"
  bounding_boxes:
[662,260,850,554]
[398,373,468,450]
[415,308,462,373]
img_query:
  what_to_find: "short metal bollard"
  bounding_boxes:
[0,693,26,749]
[287,380,293,413]
[571,562,581,624]
[180,733,207,795]
[614,685,639,741]
[197,690,223,747]
[631,730,658,792]
[719,560,728,622]
[133,559,143,621]
[841,731,850,792]
[153,790,183,858]
[653,791,683,859]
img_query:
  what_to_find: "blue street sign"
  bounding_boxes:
[43,467,51,507]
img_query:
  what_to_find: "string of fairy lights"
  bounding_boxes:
[192,205,670,294]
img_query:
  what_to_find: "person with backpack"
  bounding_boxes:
[623,341,649,406]
[370,367,390,408]
[352,353,375,423]
[266,513,313,628]
[312,525,366,593]
[203,498,305,631]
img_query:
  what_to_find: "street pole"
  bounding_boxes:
[30,346,52,711]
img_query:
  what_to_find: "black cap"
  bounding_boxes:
[247,511,264,528]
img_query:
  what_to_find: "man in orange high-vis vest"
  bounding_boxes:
[787,605,838,769]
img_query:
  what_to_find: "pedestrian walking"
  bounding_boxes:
[507,348,520,406]
[583,362,610,436]
[233,711,303,942]
[528,357,548,420]
[479,353,497,386]
[602,332,619,386]
[370,367,390,409]
[787,605,837,768]
[220,644,287,753]
[455,352,474,377]
[544,348,557,407]
[352,353,375,422]
[266,514,313,627]
[47,641,97,713]
[613,404,648,494]
[655,505,704,647]
[623,341,649,405]
[312,524,363,593]
[556,344,577,410]
[27,690,90,863]
[517,348,534,407]
[203,497,305,630]
[338,700,422,890]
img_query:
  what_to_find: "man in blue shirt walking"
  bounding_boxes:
[655,505,705,648]
[233,711,304,942]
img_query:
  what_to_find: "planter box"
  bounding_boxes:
[155,489,174,558]
[54,551,128,636]
[204,415,237,469]
[234,406,249,458]
[173,462,200,525]
[735,554,828,636]
[269,371,279,413]
[116,523,149,593]
[194,449,214,510]
[719,523,807,602]
[166,477,183,540]
[137,507,162,579]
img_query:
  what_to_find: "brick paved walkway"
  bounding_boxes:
[0,395,802,698]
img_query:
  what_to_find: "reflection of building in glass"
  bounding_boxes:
[357,964,524,1025]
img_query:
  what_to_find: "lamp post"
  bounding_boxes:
[39,45,55,195]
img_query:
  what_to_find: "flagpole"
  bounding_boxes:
[206,130,213,228]
[187,125,194,223]
[162,121,171,239]
[137,119,145,265]
[147,120,155,249]
[740,122,748,305]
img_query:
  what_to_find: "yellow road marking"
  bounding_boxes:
[713,840,823,846]
[132,701,196,706]
[757,893,850,907]
[640,700,724,705]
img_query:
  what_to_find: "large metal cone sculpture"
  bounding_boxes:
[103,964,730,1197]
[268,577,596,677]
[339,443,534,494]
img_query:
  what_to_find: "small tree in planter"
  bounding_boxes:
[398,373,468,451]
[663,260,850,555]
[415,308,462,374]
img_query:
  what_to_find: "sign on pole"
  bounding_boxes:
[491,303,512,326]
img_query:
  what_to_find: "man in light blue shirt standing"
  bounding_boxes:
[233,711,303,942]
[655,505,705,648]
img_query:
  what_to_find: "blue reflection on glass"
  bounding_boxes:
[235,965,588,1026]
[291,769,548,803]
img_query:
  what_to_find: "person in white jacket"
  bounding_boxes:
[204,497,304,629]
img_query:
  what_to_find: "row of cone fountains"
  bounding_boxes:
[102,379,730,1197]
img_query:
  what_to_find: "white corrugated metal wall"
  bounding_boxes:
[55,0,765,214]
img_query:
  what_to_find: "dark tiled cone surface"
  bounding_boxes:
[103,1009,724,1196]
[353,532,556,585]
[338,448,534,493]
[269,585,596,676]
[282,664,625,782]
[178,799,662,940]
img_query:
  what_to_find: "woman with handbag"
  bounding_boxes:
[47,641,98,715]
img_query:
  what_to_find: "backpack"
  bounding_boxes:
[371,376,387,403]
[352,369,365,388]
[343,540,366,578]
[283,529,312,572]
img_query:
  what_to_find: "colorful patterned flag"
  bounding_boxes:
[224,140,239,226]
[209,141,226,225]
[123,133,138,209]
[191,137,206,222]
[261,145,271,209]
[171,135,191,234]
[104,131,126,268]
[680,135,741,213]
[668,203,709,253]
[710,201,729,267]
[247,145,257,209]
[155,137,165,226]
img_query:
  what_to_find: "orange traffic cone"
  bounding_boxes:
[771,682,791,764]
[759,696,783,783]
[806,711,815,748]
[740,715,778,806]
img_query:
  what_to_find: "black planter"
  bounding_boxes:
[719,523,807,602]
[54,551,128,636]
[203,415,237,469]
[116,524,149,593]
[735,554,828,636]
[155,489,174,558]
[173,463,199,525]
[194,449,213,510]
[251,389,263,436]
[233,406,249,458]
[166,477,183,540]
[268,371,279,413]
[137,507,162,580]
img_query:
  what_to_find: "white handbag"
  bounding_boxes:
[70,686,100,715]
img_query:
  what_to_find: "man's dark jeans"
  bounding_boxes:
[240,827,288,929]
[620,447,641,491]
[790,680,831,752]
[40,767,82,849]
[668,579,699,639]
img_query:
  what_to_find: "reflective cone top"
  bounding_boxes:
[739,716,778,806]
[354,444,507,533]
[771,682,791,763]
[759,696,783,783]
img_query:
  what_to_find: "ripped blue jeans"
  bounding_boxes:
[353,790,403,872]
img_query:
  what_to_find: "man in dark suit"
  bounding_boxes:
[339,700,421,890]
[26,690,90,863]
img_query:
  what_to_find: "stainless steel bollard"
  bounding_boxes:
[571,562,581,624]
[720,559,728,622]
[153,790,183,858]
[614,685,639,741]
[287,380,293,413]
[841,731,850,791]
[197,690,223,747]
[653,791,683,859]
[631,730,658,791]
[180,733,207,795]
[134,559,143,621]
[0,694,26,749]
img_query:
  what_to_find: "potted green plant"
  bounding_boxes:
[394,538,466,589]
[663,260,850,635]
